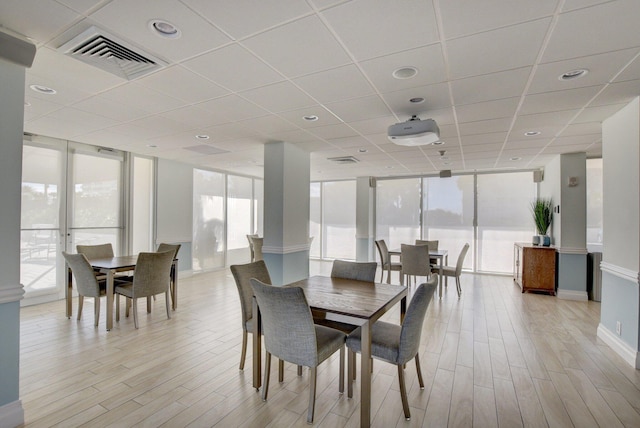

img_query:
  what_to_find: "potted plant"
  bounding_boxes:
[531,198,553,246]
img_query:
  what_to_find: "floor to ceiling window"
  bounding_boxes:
[376,178,421,251]
[193,169,225,272]
[422,175,474,270]
[227,175,253,266]
[309,180,356,260]
[130,155,154,254]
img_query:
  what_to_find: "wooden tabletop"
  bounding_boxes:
[87,255,138,270]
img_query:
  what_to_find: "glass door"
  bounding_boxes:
[20,141,65,300]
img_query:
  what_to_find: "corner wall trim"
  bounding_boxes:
[556,289,588,301]
[600,262,640,284]
[0,400,24,428]
[597,323,639,368]
[0,284,24,304]
[556,247,588,255]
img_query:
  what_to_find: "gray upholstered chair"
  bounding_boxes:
[331,260,378,283]
[250,278,346,424]
[400,243,431,287]
[433,243,470,298]
[155,243,180,308]
[62,252,106,327]
[375,239,401,284]
[246,234,258,262]
[251,237,264,261]
[416,239,439,268]
[114,250,174,328]
[76,243,114,259]
[230,260,272,371]
[346,280,437,420]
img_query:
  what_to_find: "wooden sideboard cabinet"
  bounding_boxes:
[513,243,556,295]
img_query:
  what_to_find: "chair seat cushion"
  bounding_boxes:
[346,321,402,364]
[315,325,346,365]
[114,283,134,298]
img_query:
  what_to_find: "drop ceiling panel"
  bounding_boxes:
[24,98,64,122]
[0,0,80,43]
[292,65,374,104]
[278,106,342,129]
[439,0,558,39]
[89,0,231,62]
[519,85,601,115]
[542,1,640,63]
[198,95,270,122]
[613,53,640,83]
[446,19,550,79]
[573,104,626,123]
[460,132,507,146]
[455,98,520,123]
[240,81,318,113]
[136,66,228,103]
[242,15,351,78]
[349,116,397,136]
[307,123,358,140]
[591,79,640,107]
[159,105,228,129]
[183,44,284,92]
[381,83,451,116]
[236,115,299,135]
[98,82,185,115]
[458,118,512,136]
[325,95,392,123]
[359,45,446,93]
[450,67,531,105]
[182,0,313,40]
[321,0,439,61]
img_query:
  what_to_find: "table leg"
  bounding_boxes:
[252,297,262,390]
[171,261,178,310]
[106,270,114,331]
[360,321,372,427]
[66,265,72,319]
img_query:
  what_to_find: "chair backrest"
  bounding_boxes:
[415,239,439,251]
[400,244,431,277]
[62,252,101,298]
[397,281,437,364]
[230,260,272,327]
[131,250,175,297]
[157,243,181,259]
[76,243,114,259]
[375,239,390,266]
[252,237,264,261]
[246,235,258,260]
[250,279,318,367]
[455,243,470,275]
[331,260,377,282]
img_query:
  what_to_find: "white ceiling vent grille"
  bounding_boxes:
[327,156,359,164]
[58,26,167,80]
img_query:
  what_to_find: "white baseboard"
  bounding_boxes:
[0,400,24,428]
[597,323,639,368]
[556,289,588,301]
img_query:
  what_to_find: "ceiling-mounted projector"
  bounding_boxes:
[388,115,440,146]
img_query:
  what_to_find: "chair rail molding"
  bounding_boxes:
[555,246,588,255]
[600,262,640,285]
[0,283,24,305]
[262,243,310,254]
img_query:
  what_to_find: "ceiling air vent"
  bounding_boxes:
[327,156,359,164]
[58,26,167,80]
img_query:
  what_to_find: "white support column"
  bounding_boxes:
[0,28,35,427]
[355,177,375,262]
[262,141,310,285]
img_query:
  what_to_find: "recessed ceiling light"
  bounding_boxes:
[195,134,210,140]
[30,84,56,95]
[146,144,158,148]
[358,148,368,153]
[440,156,449,161]
[385,165,394,169]
[443,161,452,165]
[524,131,541,136]
[432,140,445,146]
[149,19,181,39]
[303,115,319,121]
[409,97,425,104]
[392,66,418,79]
[559,69,588,81]
[510,157,522,161]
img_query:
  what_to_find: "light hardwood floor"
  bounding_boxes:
[19,262,640,427]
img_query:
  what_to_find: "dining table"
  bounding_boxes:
[252,275,407,428]
[66,254,178,331]
[390,248,448,297]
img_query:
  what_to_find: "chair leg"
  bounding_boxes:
[77,295,84,321]
[297,365,302,376]
[239,331,248,370]
[397,365,411,420]
[307,367,317,424]
[262,352,271,401]
[339,345,345,395]
[147,296,152,313]
[132,298,139,329]
[456,276,461,297]
[116,294,120,321]
[125,298,130,317]
[94,298,100,327]
[347,350,354,398]
[415,354,424,389]
[165,290,171,319]
[278,359,284,383]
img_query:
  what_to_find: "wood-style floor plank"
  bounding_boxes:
[17,263,640,427]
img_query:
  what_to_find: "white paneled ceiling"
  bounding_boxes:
[3,0,640,180]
